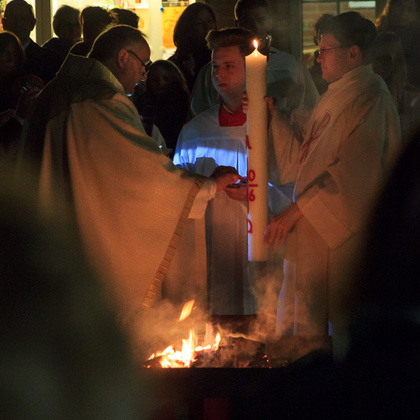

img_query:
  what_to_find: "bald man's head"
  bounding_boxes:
[88,24,150,94]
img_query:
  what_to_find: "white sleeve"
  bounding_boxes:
[188,178,217,219]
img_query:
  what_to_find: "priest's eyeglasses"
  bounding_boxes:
[127,49,152,72]
[127,49,151,81]
[315,46,345,58]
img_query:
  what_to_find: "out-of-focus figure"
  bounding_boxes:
[376,0,420,88]
[0,169,142,419]
[69,6,114,56]
[0,31,25,114]
[338,127,420,418]
[111,8,139,28]
[42,5,81,60]
[0,31,43,163]
[372,31,420,143]
[133,59,190,157]
[168,2,216,93]
[1,0,62,84]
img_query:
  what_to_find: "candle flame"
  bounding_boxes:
[178,299,195,321]
[253,39,259,50]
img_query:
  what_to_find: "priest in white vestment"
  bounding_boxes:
[18,26,241,354]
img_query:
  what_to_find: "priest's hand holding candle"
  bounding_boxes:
[246,40,268,262]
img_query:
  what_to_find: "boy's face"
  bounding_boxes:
[211,45,246,102]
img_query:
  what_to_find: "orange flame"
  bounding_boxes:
[147,302,222,368]
[253,39,259,50]
[148,325,221,368]
[179,299,195,321]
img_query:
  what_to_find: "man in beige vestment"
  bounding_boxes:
[19,25,241,353]
[264,12,401,357]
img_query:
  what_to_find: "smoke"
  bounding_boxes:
[246,255,283,342]
[128,248,330,367]
[247,254,331,364]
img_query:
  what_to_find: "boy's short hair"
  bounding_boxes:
[206,27,254,57]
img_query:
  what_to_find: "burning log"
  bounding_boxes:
[144,335,275,368]
[142,301,294,369]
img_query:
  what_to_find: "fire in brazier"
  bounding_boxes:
[144,300,273,368]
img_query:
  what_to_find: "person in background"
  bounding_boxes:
[263,12,401,359]
[168,2,217,93]
[188,0,319,119]
[69,6,114,56]
[1,0,62,85]
[0,31,43,163]
[0,31,25,114]
[234,0,318,112]
[376,0,420,88]
[133,59,190,157]
[112,8,139,28]
[18,25,241,361]
[372,31,420,143]
[42,5,81,60]
[0,31,24,161]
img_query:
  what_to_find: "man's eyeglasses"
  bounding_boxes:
[315,46,345,58]
[126,49,151,70]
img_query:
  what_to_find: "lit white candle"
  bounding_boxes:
[246,40,268,262]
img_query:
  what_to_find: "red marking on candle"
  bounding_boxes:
[248,184,258,188]
[248,219,253,233]
[248,169,256,181]
[248,189,256,202]
[246,135,252,150]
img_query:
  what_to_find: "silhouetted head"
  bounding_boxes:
[173,2,216,49]
[376,0,420,31]
[146,59,188,94]
[111,8,139,29]
[2,0,36,45]
[0,31,24,75]
[80,6,113,45]
[234,0,272,49]
[52,5,81,45]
